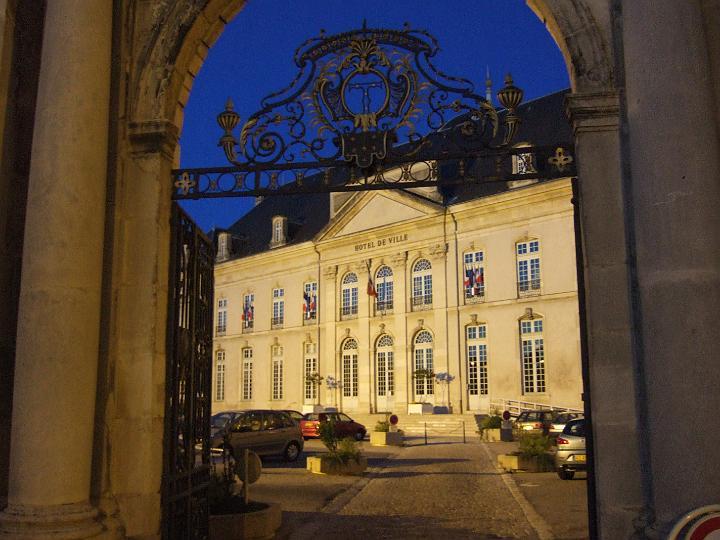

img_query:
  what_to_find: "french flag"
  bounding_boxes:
[303,291,311,318]
[464,267,473,289]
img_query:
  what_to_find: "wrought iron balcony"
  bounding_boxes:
[341,305,358,319]
[518,279,542,297]
[271,317,284,329]
[376,300,394,313]
[303,313,317,325]
[411,295,433,310]
[465,287,486,303]
[215,326,226,336]
[241,322,253,333]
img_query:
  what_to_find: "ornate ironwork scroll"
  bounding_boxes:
[172,24,575,199]
[163,204,214,540]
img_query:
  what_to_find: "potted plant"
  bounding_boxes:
[497,433,555,473]
[433,372,455,413]
[479,413,503,442]
[208,440,282,540]
[370,413,404,446]
[302,372,325,414]
[306,414,367,475]
[408,368,435,414]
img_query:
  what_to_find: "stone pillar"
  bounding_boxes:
[566,92,644,539]
[622,1,720,535]
[0,0,111,537]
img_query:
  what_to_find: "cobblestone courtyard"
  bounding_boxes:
[251,437,588,539]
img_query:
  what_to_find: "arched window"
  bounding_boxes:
[413,330,434,396]
[516,239,541,296]
[341,272,359,318]
[520,316,545,393]
[242,348,253,400]
[376,334,394,397]
[375,266,394,313]
[215,350,225,401]
[466,324,488,396]
[411,259,432,309]
[341,338,358,397]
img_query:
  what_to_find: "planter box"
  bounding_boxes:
[210,501,282,540]
[481,428,502,442]
[408,402,433,415]
[497,453,555,473]
[370,431,404,446]
[307,455,367,475]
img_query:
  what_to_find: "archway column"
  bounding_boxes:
[0,1,112,538]
[566,91,645,539]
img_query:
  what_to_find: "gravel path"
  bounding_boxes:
[288,437,539,539]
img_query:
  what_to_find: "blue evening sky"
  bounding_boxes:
[179,0,569,231]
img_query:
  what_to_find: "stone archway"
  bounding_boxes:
[118,3,638,539]
[11,1,720,539]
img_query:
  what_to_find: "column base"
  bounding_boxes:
[0,502,102,539]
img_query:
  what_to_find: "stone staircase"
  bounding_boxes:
[348,412,483,437]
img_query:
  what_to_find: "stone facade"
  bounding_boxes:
[213,180,582,416]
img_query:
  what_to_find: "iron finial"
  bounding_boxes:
[225,97,234,111]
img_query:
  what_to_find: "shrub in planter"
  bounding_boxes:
[518,432,551,457]
[309,415,367,474]
[374,420,390,432]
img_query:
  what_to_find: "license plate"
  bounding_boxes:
[575,454,586,463]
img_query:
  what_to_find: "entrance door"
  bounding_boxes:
[466,324,490,412]
[413,331,435,406]
[375,335,395,412]
[162,203,214,540]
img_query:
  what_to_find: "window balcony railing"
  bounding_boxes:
[303,313,317,325]
[518,279,542,297]
[271,317,284,329]
[411,295,433,310]
[216,326,226,336]
[465,287,485,303]
[376,300,394,313]
[341,305,358,319]
[241,322,253,333]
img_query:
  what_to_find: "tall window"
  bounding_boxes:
[273,220,282,243]
[242,348,253,400]
[376,334,394,397]
[242,293,254,331]
[521,317,546,393]
[271,344,284,400]
[215,350,225,401]
[342,338,358,397]
[341,273,358,318]
[272,288,284,328]
[463,251,485,301]
[375,266,394,313]
[414,330,434,396]
[411,259,433,309]
[467,324,488,396]
[216,298,227,335]
[517,240,541,296]
[303,282,318,321]
[304,342,318,401]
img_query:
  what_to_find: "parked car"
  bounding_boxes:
[282,409,305,423]
[211,409,304,462]
[555,418,586,479]
[210,410,243,438]
[514,410,555,433]
[550,412,583,435]
[300,412,366,441]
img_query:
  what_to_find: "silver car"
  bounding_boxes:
[211,409,304,462]
[555,418,586,479]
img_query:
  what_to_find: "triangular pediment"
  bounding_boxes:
[318,190,441,240]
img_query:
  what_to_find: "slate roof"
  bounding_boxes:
[223,89,572,260]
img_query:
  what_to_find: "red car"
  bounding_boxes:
[300,412,366,441]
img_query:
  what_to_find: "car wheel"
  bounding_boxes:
[283,441,301,462]
[354,430,365,441]
[557,468,575,480]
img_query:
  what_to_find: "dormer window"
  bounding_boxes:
[270,215,287,248]
[216,231,231,262]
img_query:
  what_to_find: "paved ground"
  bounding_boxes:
[250,436,588,539]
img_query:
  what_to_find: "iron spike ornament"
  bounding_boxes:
[171,25,576,200]
[216,25,519,169]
